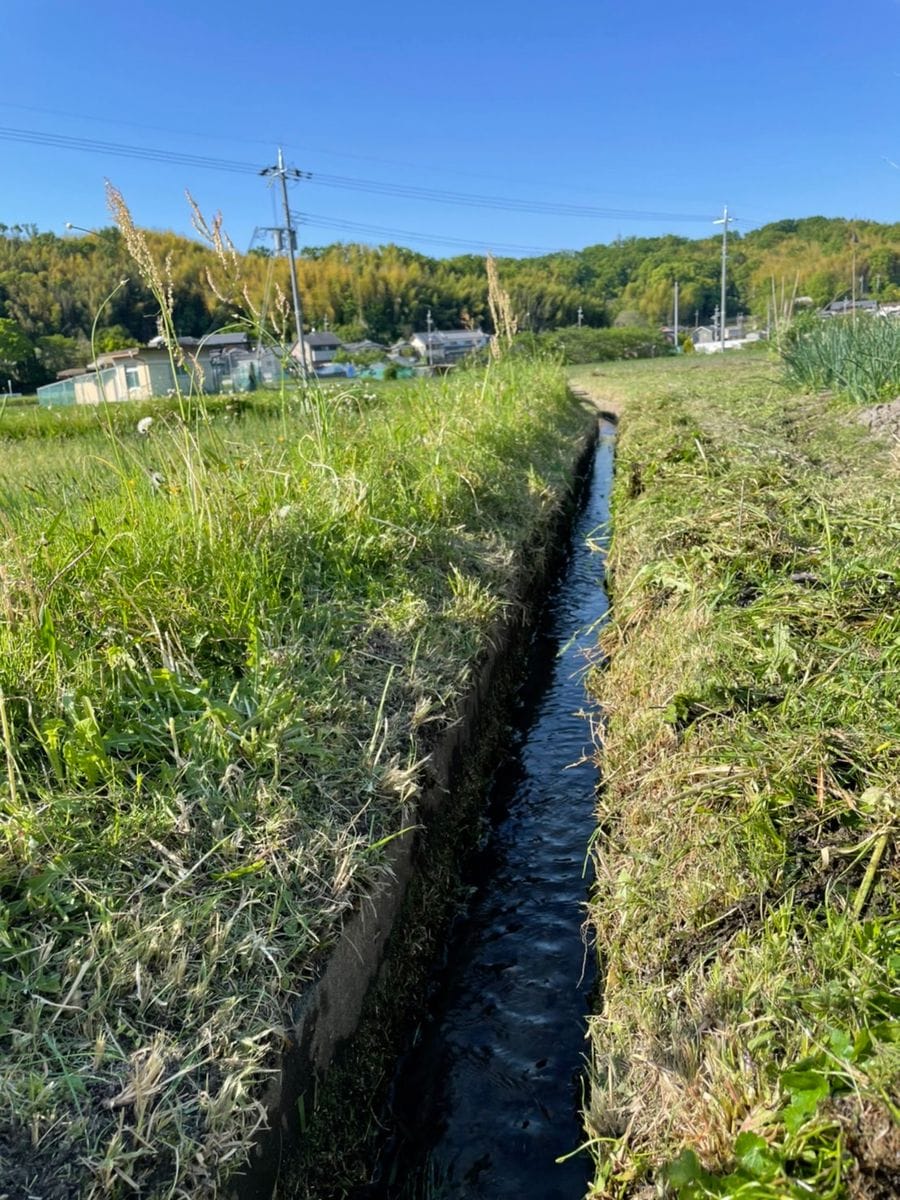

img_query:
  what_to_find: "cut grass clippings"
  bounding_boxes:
[0,361,591,1198]
[575,355,900,1199]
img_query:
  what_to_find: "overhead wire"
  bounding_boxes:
[0,101,747,209]
[0,124,717,225]
[293,211,562,255]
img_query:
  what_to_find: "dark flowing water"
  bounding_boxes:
[366,425,615,1200]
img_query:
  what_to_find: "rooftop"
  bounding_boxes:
[305,331,343,347]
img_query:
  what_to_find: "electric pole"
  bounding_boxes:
[426,308,434,367]
[261,147,309,374]
[713,206,735,352]
[673,280,679,348]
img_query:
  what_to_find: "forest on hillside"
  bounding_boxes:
[1,215,899,389]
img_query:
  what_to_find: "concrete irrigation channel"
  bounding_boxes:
[234,397,616,1200]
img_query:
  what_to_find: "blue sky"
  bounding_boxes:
[3,0,900,256]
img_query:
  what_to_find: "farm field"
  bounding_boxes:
[577,354,900,1198]
[0,361,593,1198]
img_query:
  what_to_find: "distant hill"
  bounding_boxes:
[1,216,898,389]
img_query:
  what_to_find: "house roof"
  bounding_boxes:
[202,332,251,348]
[411,329,488,344]
[89,348,143,368]
[57,366,97,379]
[147,335,199,349]
[342,339,386,352]
[144,333,249,351]
[824,299,877,313]
[305,331,343,347]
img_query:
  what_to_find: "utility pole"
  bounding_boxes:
[261,147,309,374]
[713,206,734,352]
[426,308,434,367]
[673,280,679,348]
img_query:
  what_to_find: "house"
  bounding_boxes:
[822,299,878,317]
[692,326,716,345]
[36,345,202,406]
[340,339,387,357]
[292,330,343,371]
[408,329,490,364]
[36,334,278,406]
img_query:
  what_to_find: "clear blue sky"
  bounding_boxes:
[4,0,900,256]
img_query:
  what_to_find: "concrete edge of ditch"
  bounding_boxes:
[230,392,611,1200]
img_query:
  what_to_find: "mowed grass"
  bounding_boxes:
[575,356,900,1198]
[0,362,591,1198]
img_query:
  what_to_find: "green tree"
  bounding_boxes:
[36,333,85,378]
[92,325,140,353]
[0,317,37,388]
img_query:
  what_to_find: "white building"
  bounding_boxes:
[409,329,490,364]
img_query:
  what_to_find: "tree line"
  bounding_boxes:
[1,215,899,389]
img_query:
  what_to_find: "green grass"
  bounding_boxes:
[576,355,900,1198]
[0,383,406,441]
[780,315,900,404]
[0,361,591,1198]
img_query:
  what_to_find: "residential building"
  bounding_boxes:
[292,330,343,371]
[822,299,878,317]
[340,339,387,356]
[408,329,490,364]
[36,334,287,406]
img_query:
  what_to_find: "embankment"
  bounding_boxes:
[0,362,598,1199]
[576,356,900,1198]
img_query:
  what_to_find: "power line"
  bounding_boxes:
[0,100,758,213]
[0,102,275,149]
[304,170,713,223]
[0,124,716,225]
[293,211,562,255]
[0,125,257,175]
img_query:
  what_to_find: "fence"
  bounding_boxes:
[35,378,77,405]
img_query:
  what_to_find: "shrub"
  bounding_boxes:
[516,325,673,365]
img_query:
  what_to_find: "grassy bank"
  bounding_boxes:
[578,356,899,1198]
[0,361,591,1198]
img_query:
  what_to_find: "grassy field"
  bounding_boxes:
[573,355,900,1198]
[0,362,592,1198]
[0,389,300,441]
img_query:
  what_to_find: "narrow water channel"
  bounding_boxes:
[366,423,615,1200]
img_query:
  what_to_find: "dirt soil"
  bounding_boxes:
[857,397,900,439]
